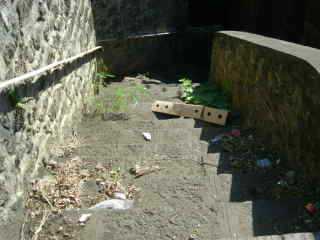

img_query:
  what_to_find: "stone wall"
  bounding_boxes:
[99,31,213,81]
[210,31,320,180]
[0,0,97,233]
[91,0,188,41]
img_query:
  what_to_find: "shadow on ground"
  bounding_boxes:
[195,119,308,237]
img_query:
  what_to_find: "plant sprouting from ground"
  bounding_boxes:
[179,78,230,110]
[110,168,122,184]
[106,84,149,113]
[93,97,106,114]
[85,83,149,116]
[111,88,127,112]
[179,78,194,102]
[94,59,116,94]
[96,59,116,80]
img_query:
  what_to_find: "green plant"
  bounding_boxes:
[96,59,115,80]
[96,72,116,80]
[110,168,122,184]
[179,78,194,102]
[112,88,127,112]
[127,84,148,104]
[87,83,149,116]
[94,59,116,95]
[8,88,33,109]
[8,88,21,107]
[179,78,230,110]
[94,97,105,114]
[107,85,149,113]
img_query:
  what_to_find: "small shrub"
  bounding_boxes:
[94,59,116,94]
[179,78,230,110]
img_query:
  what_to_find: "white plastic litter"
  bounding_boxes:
[142,132,152,141]
[112,192,127,200]
[256,158,272,168]
[211,135,223,144]
[89,199,134,210]
[78,213,92,225]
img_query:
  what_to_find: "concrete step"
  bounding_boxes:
[77,142,207,180]
[100,82,181,103]
[126,101,228,126]
[78,141,205,164]
[79,127,220,145]
[211,172,277,202]
[133,174,216,208]
[81,116,219,131]
[53,205,229,240]
[78,140,285,203]
[127,102,179,121]
[215,200,303,238]
[81,128,195,145]
[219,232,318,240]
[42,199,304,240]
[203,151,294,203]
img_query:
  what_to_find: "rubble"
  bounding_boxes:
[89,199,134,210]
[129,164,161,178]
[102,112,129,121]
[78,214,92,225]
[112,192,127,200]
[142,132,152,141]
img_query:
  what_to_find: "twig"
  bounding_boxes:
[39,188,55,210]
[32,210,50,240]
[20,212,29,240]
[130,165,161,178]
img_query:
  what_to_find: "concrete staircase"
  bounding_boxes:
[47,81,318,239]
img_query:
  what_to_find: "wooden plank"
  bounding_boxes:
[152,101,179,116]
[203,107,228,126]
[152,101,203,119]
[152,100,229,126]
[173,103,203,119]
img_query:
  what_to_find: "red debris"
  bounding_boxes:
[228,129,241,137]
[305,203,317,215]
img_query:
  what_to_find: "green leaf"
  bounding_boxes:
[178,78,230,110]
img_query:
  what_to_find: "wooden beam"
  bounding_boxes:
[151,100,229,126]
[202,106,228,126]
[0,46,102,92]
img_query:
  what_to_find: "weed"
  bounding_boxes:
[8,88,21,107]
[85,83,149,116]
[111,88,128,112]
[96,59,115,78]
[94,59,116,94]
[179,78,230,110]
[178,78,194,102]
[110,168,122,184]
[96,72,116,80]
[106,84,149,113]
